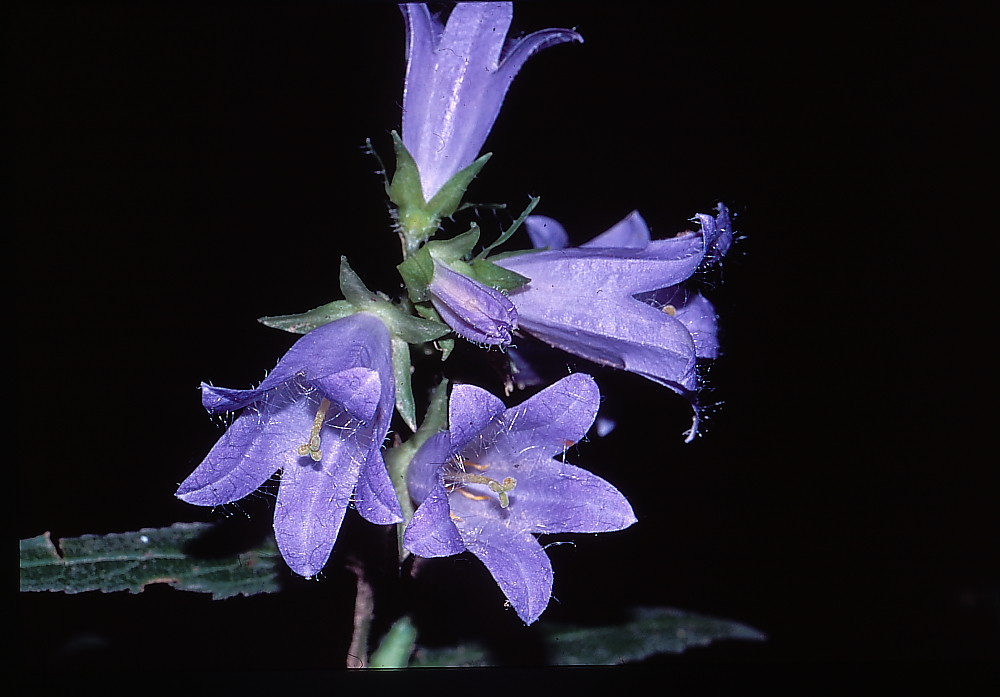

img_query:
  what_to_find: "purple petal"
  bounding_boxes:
[466,373,600,464]
[496,239,705,299]
[273,434,365,578]
[514,459,637,534]
[448,382,507,448]
[401,3,512,199]
[176,384,313,505]
[354,448,404,525]
[695,202,734,262]
[429,260,517,346]
[200,313,391,413]
[645,286,720,359]
[508,292,699,391]
[311,367,381,423]
[524,215,569,250]
[581,210,651,250]
[404,478,466,557]
[460,514,553,625]
[406,431,455,506]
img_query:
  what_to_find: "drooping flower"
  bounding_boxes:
[495,205,733,440]
[400,2,582,201]
[176,313,402,578]
[403,373,636,624]
[428,258,518,346]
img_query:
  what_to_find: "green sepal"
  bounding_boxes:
[468,258,530,292]
[391,337,417,432]
[412,303,455,360]
[338,257,380,307]
[475,195,541,260]
[397,246,435,303]
[426,153,491,220]
[387,131,426,215]
[388,130,491,251]
[259,300,356,335]
[429,225,481,263]
[260,258,448,347]
[387,379,450,560]
[396,226,481,304]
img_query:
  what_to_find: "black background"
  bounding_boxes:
[14,0,995,676]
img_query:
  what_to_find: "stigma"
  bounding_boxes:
[297,397,332,462]
[445,460,517,509]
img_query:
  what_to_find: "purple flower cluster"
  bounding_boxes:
[176,2,732,625]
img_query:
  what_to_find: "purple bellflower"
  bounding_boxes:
[404,373,636,624]
[495,205,733,440]
[428,258,518,346]
[400,2,583,201]
[176,313,402,578]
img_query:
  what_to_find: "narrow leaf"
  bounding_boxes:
[475,195,540,260]
[539,606,767,665]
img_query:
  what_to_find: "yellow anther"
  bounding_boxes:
[297,398,331,462]
[662,304,677,316]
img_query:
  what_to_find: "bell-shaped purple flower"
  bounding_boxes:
[496,205,733,440]
[176,313,402,578]
[498,205,731,384]
[400,2,582,200]
[428,258,517,346]
[404,373,636,624]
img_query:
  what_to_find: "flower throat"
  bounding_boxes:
[446,460,517,508]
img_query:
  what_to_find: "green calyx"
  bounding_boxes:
[397,226,529,307]
[258,258,451,432]
[260,257,448,344]
[388,131,492,256]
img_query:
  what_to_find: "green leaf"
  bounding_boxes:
[409,606,766,666]
[411,643,491,668]
[19,523,282,599]
[539,607,767,665]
